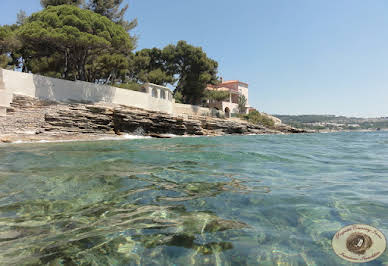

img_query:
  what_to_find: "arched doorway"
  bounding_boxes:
[224,107,230,118]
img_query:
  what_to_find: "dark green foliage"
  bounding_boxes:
[167,41,218,105]
[89,53,130,84]
[87,0,137,31]
[129,48,175,86]
[0,26,13,53]
[115,81,143,92]
[0,26,12,67]
[0,25,21,69]
[2,4,219,106]
[16,5,135,82]
[145,68,174,85]
[173,91,184,103]
[205,90,229,102]
[130,42,219,105]
[40,0,84,8]
[88,0,125,21]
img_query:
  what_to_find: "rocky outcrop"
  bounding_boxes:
[261,112,282,125]
[0,95,310,142]
[43,105,279,136]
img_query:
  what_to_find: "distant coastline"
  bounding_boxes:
[273,114,388,133]
[316,128,388,134]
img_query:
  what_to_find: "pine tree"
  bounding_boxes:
[87,0,137,31]
[16,10,28,26]
[40,0,83,8]
[17,5,135,81]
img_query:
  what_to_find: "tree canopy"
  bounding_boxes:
[1,2,220,105]
[40,0,84,8]
[16,10,28,26]
[0,26,12,68]
[205,90,229,102]
[169,41,219,105]
[0,25,20,68]
[130,42,219,104]
[87,0,137,31]
[16,5,135,82]
[129,48,175,86]
[87,0,125,21]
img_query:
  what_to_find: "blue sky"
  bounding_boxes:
[1,0,388,117]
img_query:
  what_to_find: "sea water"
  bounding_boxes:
[0,132,387,265]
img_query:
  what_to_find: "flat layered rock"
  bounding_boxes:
[0,95,310,142]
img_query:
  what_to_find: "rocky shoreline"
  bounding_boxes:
[0,95,309,144]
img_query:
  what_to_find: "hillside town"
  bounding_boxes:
[274,114,388,131]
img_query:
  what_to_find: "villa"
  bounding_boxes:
[206,79,250,117]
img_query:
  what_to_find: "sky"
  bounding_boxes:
[1,0,388,117]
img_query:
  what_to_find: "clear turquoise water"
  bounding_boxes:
[0,132,388,265]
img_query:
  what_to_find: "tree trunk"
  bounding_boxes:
[63,49,69,80]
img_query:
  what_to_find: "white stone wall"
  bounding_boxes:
[0,69,174,114]
[1,69,240,117]
[173,103,212,116]
[222,102,239,115]
[0,90,12,108]
[2,70,37,98]
[0,69,11,116]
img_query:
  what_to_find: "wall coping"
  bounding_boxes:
[145,82,172,92]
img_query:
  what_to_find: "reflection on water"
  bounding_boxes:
[0,132,388,265]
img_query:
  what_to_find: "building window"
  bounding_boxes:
[152,88,158,98]
[160,89,166,99]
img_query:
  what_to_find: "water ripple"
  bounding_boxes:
[0,131,387,265]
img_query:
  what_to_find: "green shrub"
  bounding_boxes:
[173,91,184,103]
[204,90,230,102]
[243,110,275,127]
[115,82,143,92]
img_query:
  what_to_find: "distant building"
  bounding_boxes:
[206,80,250,117]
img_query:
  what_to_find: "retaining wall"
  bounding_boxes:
[173,103,212,116]
[0,69,174,114]
[0,69,228,118]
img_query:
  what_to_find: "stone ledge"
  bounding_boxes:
[1,95,311,138]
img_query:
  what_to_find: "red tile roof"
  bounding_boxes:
[219,80,249,87]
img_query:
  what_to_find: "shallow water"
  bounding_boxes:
[0,132,387,265]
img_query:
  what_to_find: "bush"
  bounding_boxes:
[173,91,184,103]
[116,82,143,92]
[205,90,230,102]
[242,110,275,127]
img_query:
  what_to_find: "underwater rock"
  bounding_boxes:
[148,134,173,139]
[203,219,248,233]
[0,230,22,240]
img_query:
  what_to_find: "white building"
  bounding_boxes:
[206,80,250,117]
